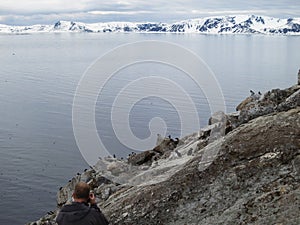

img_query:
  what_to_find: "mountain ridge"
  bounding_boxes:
[1,15,300,35]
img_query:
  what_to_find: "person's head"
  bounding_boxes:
[72,182,90,203]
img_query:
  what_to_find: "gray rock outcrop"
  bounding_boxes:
[27,76,300,225]
[235,84,300,125]
[102,107,300,225]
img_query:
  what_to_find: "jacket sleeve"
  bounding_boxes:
[91,204,109,225]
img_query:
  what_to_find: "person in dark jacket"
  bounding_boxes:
[56,182,109,225]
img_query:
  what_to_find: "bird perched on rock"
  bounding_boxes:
[249,90,261,100]
[174,138,179,146]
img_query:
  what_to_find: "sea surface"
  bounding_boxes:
[0,33,299,224]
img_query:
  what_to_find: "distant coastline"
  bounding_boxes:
[1,15,300,35]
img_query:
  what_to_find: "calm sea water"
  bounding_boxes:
[0,33,299,224]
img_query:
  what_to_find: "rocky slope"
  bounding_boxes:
[27,75,300,225]
[2,15,300,35]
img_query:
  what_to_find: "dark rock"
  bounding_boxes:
[196,139,208,151]
[187,148,193,156]
[128,150,156,166]
[198,126,211,140]
[53,21,61,29]
[153,138,178,154]
[128,137,181,166]
[277,89,300,111]
[224,119,234,134]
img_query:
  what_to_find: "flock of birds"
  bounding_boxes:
[97,89,260,162]
[109,134,180,161]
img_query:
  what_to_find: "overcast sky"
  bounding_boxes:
[1,0,299,25]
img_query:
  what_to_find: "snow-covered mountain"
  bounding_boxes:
[1,15,300,35]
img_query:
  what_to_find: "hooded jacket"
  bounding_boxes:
[56,202,109,225]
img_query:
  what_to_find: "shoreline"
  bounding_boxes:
[27,72,300,225]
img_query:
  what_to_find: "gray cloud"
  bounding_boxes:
[0,0,299,25]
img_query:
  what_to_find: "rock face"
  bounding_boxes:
[27,83,300,225]
[100,108,300,225]
[235,85,300,125]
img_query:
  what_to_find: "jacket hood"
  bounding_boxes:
[57,202,91,222]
